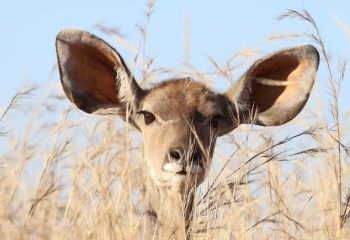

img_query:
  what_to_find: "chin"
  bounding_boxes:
[151,173,201,192]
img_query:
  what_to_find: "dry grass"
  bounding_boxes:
[1,5,350,240]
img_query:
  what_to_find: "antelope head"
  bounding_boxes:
[56,29,319,194]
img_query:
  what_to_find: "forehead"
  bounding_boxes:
[141,79,223,120]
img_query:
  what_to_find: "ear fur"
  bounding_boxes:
[224,44,319,127]
[56,29,144,120]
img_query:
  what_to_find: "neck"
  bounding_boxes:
[141,176,195,239]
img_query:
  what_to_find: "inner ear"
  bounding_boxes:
[62,40,119,110]
[56,29,145,120]
[224,45,319,127]
[251,54,300,112]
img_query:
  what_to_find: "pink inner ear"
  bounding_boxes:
[251,55,300,112]
[66,42,120,106]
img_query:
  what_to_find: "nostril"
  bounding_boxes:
[170,149,183,161]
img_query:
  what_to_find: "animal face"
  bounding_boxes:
[135,79,233,188]
[55,29,319,191]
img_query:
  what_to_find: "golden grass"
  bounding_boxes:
[1,6,350,240]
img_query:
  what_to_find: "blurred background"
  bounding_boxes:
[1,0,349,105]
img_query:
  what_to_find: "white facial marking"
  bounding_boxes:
[163,162,203,174]
[159,118,181,126]
[163,162,182,173]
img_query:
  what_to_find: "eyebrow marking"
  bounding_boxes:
[159,118,181,125]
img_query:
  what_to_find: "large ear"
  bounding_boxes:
[56,29,145,121]
[223,44,319,128]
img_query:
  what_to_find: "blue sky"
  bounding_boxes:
[0,1,349,113]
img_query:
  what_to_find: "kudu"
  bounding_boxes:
[56,29,319,239]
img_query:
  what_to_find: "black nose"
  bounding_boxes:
[169,148,183,161]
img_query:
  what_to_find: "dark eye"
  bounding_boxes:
[140,111,156,125]
[210,115,222,129]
